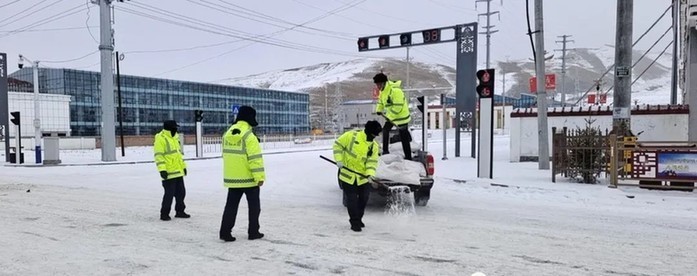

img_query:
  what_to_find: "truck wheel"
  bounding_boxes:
[414,189,430,206]
[414,194,429,206]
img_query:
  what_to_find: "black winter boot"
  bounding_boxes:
[248,232,265,240]
[220,235,236,242]
[160,214,171,221]
[175,212,190,218]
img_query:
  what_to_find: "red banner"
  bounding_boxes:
[529,74,556,92]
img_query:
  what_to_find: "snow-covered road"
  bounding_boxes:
[1,137,695,275]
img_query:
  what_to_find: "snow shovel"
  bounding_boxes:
[319,155,384,187]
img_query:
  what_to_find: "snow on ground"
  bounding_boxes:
[1,135,696,275]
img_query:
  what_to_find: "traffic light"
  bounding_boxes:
[399,33,411,46]
[10,112,20,125]
[476,69,495,98]
[378,35,390,48]
[194,110,203,122]
[416,96,425,113]
[357,37,369,51]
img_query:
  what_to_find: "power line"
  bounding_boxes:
[0,3,87,39]
[42,50,99,64]
[291,0,384,31]
[115,2,375,77]
[119,3,365,57]
[85,0,98,44]
[0,0,64,28]
[0,0,48,26]
[212,0,359,37]
[0,26,97,33]
[0,0,21,9]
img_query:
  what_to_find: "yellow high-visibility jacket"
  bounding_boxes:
[375,80,411,125]
[333,130,379,186]
[154,130,186,180]
[222,121,265,188]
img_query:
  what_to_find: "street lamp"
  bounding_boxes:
[18,54,42,164]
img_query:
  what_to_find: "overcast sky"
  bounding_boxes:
[0,0,673,83]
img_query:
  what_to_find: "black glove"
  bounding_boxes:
[184,168,187,176]
[159,171,168,179]
[376,112,383,116]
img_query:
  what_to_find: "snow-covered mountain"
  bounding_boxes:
[500,44,676,105]
[225,44,675,106]
[223,45,675,129]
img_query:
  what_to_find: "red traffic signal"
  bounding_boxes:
[476,69,495,98]
[357,37,369,51]
[378,35,390,48]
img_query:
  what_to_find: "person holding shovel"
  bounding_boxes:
[373,73,412,160]
[333,120,382,232]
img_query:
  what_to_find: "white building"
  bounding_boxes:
[6,91,71,138]
[425,104,514,132]
[339,100,382,130]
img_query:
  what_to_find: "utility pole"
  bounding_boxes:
[613,0,634,136]
[336,77,343,133]
[98,0,116,162]
[324,84,328,132]
[501,59,507,134]
[671,0,679,105]
[476,0,500,69]
[18,55,42,164]
[406,47,411,88]
[534,0,550,170]
[555,35,574,107]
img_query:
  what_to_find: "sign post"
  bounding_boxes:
[0,53,9,162]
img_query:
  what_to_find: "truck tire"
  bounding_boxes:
[414,188,431,206]
[414,194,429,206]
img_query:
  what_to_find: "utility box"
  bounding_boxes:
[43,137,61,165]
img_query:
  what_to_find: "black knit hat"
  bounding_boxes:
[163,120,179,131]
[235,106,258,127]
[364,120,382,137]
[373,73,388,84]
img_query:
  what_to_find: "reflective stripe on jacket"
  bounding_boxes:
[332,130,379,186]
[222,121,265,188]
[154,130,186,180]
[375,80,411,125]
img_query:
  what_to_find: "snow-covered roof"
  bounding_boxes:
[342,100,376,105]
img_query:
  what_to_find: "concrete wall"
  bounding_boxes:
[509,105,690,162]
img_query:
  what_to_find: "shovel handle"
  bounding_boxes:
[319,155,382,185]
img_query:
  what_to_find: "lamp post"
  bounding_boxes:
[18,54,42,164]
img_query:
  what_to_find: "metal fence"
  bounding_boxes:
[552,126,611,183]
[202,134,337,155]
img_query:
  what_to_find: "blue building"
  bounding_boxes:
[9,68,310,136]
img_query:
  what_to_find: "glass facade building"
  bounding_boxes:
[9,68,310,136]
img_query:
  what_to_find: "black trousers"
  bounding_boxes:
[341,181,370,226]
[220,187,261,236]
[382,120,412,160]
[161,177,186,215]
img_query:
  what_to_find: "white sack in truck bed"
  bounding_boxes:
[375,154,426,185]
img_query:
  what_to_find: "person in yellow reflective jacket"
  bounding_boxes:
[154,120,189,221]
[333,120,382,232]
[373,73,413,160]
[219,106,265,242]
